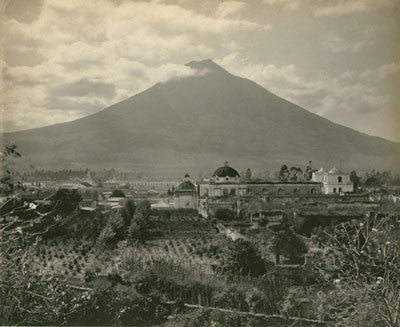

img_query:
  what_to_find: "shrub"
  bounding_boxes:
[215,208,236,221]
[220,239,272,277]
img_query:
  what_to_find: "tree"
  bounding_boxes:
[110,189,125,198]
[289,167,303,182]
[278,165,289,182]
[98,212,125,247]
[128,200,151,242]
[220,239,270,277]
[304,161,313,181]
[52,189,82,215]
[365,177,381,188]
[244,168,252,181]
[272,228,308,264]
[121,199,136,228]
[350,171,360,190]
[0,144,23,195]
[215,208,236,221]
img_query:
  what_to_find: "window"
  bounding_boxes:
[338,176,342,183]
[226,177,229,181]
[333,187,337,193]
[339,187,342,193]
[223,189,229,196]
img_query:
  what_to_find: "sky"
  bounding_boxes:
[1,0,399,142]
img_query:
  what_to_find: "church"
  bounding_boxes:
[174,162,354,217]
[311,166,353,194]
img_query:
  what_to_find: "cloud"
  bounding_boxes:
[321,34,369,53]
[51,78,116,99]
[217,53,390,120]
[1,0,271,132]
[216,1,247,18]
[314,0,397,17]
[361,62,400,79]
[43,96,106,113]
[263,0,300,10]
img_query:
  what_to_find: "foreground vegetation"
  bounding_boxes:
[1,146,399,326]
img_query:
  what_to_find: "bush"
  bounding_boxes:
[220,239,272,277]
[110,189,125,198]
[272,228,308,264]
[215,208,236,221]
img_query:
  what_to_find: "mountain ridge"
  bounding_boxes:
[2,59,399,176]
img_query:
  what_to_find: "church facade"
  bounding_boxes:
[174,162,354,217]
[312,166,353,194]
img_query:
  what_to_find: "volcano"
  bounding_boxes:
[2,59,399,176]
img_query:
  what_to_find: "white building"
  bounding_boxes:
[312,166,353,194]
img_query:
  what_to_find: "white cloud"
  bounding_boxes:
[321,34,369,53]
[314,0,397,17]
[2,0,271,132]
[263,0,300,10]
[215,1,246,18]
[217,53,390,121]
[361,62,400,79]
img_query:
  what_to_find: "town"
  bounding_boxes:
[2,157,400,327]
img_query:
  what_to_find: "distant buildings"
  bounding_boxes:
[174,173,197,209]
[312,166,353,194]
[173,162,355,217]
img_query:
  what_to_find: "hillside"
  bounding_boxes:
[2,59,400,176]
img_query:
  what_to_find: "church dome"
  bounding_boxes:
[178,180,195,190]
[212,162,240,178]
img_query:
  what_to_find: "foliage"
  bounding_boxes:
[278,164,304,182]
[364,170,392,186]
[244,168,252,181]
[98,212,125,248]
[272,227,308,264]
[364,177,382,188]
[121,199,136,227]
[220,239,271,277]
[350,171,360,189]
[313,214,400,326]
[288,166,303,182]
[52,188,82,215]
[110,189,126,198]
[128,200,151,242]
[303,161,313,181]
[215,208,236,221]
[281,285,383,326]
[0,144,23,195]
[278,165,289,182]
[164,308,262,327]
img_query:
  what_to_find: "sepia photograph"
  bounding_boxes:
[0,0,399,326]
